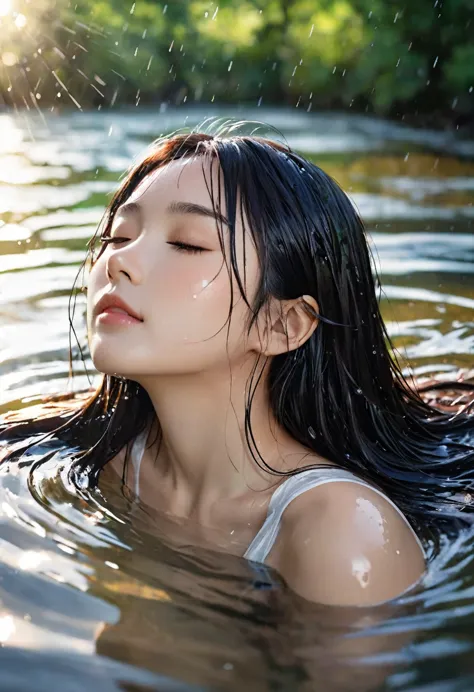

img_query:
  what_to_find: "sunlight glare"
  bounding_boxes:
[2,52,17,66]
[0,115,23,155]
[18,550,50,571]
[0,0,12,18]
[14,12,26,28]
[0,615,15,643]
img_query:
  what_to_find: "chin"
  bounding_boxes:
[91,352,129,379]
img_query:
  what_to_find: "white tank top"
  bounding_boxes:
[129,428,424,563]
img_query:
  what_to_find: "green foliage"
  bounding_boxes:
[0,0,472,121]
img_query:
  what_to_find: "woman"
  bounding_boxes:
[1,124,473,607]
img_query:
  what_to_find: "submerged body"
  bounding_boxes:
[101,417,425,606]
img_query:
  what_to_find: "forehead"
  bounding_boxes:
[127,156,222,209]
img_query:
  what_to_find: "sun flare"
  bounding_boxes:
[0,0,12,18]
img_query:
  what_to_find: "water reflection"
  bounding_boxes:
[1,434,474,690]
[0,107,473,690]
[0,440,431,690]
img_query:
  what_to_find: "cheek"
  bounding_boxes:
[155,257,231,322]
[149,256,253,359]
[86,263,105,323]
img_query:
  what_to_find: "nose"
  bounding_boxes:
[106,245,141,284]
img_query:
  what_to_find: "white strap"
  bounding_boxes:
[129,427,149,496]
[243,468,424,563]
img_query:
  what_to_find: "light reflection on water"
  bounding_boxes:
[0,107,473,690]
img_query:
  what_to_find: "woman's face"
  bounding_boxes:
[87,156,262,381]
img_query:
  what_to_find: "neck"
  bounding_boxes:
[135,360,299,514]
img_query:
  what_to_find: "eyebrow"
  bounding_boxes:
[114,200,229,227]
[114,201,141,219]
[168,201,228,227]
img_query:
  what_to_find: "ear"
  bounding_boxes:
[258,294,319,357]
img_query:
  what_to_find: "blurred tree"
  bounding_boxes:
[0,0,472,125]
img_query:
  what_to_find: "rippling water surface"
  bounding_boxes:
[0,106,473,691]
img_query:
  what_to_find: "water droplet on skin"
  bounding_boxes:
[192,294,197,299]
[201,279,209,288]
[352,556,371,588]
[356,498,385,540]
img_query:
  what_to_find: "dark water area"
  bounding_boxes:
[0,106,473,691]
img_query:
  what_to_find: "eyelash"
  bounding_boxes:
[97,235,206,254]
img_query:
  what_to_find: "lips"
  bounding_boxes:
[94,293,143,321]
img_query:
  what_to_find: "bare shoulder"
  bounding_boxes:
[268,478,426,606]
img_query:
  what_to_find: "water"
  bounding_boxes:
[0,106,473,690]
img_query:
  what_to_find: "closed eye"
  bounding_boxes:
[167,241,207,254]
[98,235,129,245]
[97,236,208,254]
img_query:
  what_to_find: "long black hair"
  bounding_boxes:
[1,122,473,551]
